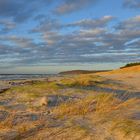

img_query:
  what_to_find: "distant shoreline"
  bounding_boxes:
[59,70,111,75]
[0,74,56,81]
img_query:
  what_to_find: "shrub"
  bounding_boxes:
[121,62,140,69]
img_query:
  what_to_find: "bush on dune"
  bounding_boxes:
[121,62,140,69]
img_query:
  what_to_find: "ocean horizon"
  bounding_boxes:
[0,74,56,80]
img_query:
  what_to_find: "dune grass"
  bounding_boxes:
[52,92,140,138]
[0,74,140,139]
[111,119,140,137]
[60,75,105,87]
[4,81,61,103]
[53,94,118,119]
[7,81,60,94]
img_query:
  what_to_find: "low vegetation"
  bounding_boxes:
[60,75,105,87]
[121,62,140,69]
[0,73,140,140]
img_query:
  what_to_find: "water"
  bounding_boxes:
[0,74,55,80]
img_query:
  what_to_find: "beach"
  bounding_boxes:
[0,66,140,140]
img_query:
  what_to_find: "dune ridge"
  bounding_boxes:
[101,65,140,74]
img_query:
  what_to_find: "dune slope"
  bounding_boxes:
[96,65,140,91]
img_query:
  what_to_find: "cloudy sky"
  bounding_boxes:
[0,0,140,73]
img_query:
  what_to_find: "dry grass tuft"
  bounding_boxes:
[111,119,140,137]
[60,75,105,87]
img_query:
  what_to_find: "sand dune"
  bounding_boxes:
[103,65,140,74]
[96,65,140,91]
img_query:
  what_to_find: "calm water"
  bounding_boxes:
[0,74,55,80]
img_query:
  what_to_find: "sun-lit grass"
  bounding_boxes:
[53,94,120,117]
[53,92,139,121]
[0,73,140,139]
[0,113,15,129]
[60,75,105,87]
[111,119,140,137]
[7,81,60,94]
[52,92,140,139]
[4,81,61,103]
[53,95,95,117]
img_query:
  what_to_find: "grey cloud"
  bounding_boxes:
[123,0,140,9]
[32,18,62,33]
[6,36,38,48]
[0,44,14,54]
[65,16,114,28]
[0,0,53,22]
[0,19,16,32]
[116,15,140,30]
[41,29,140,63]
[1,15,140,67]
[29,15,140,64]
[31,16,113,35]
[54,0,98,15]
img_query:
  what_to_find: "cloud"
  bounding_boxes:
[28,15,140,64]
[39,16,140,63]
[0,0,53,22]
[0,15,140,69]
[31,16,114,35]
[123,0,140,9]
[54,0,98,15]
[0,19,16,32]
[31,18,62,33]
[65,16,114,28]
[0,0,140,72]
[116,15,140,30]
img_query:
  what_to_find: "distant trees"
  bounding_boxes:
[120,62,140,69]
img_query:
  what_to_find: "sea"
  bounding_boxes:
[0,74,56,80]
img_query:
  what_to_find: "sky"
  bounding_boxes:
[0,0,140,74]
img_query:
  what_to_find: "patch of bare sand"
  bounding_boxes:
[95,66,140,91]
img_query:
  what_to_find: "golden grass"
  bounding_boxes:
[53,94,120,117]
[52,92,140,139]
[53,93,139,123]
[5,81,61,103]
[0,113,15,129]
[53,95,95,117]
[111,119,140,137]
[60,75,105,87]
[0,73,140,139]
[10,81,60,93]
[97,65,140,75]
